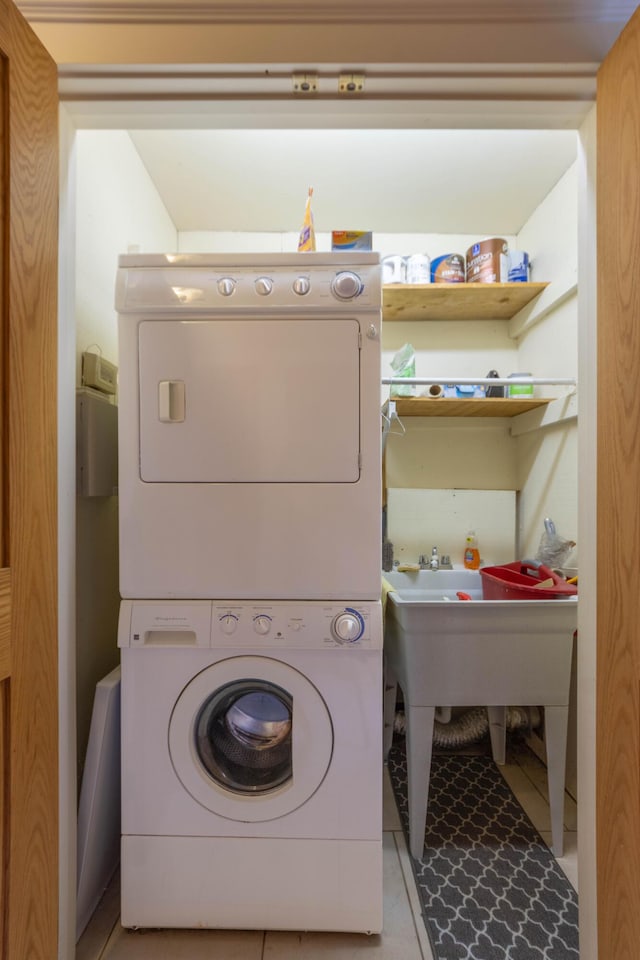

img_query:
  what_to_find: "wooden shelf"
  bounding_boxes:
[388,397,552,418]
[382,281,548,322]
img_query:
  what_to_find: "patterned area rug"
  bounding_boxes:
[387,736,579,960]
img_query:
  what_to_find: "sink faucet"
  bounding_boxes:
[419,548,441,570]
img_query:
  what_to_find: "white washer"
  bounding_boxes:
[115,252,381,602]
[118,599,383,933]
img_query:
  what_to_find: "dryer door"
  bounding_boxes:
[138,317,361,483]
[168,656,333,822]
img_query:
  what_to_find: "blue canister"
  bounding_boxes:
[508,250,530,282]
[431,253,465,283]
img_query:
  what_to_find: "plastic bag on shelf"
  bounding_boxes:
[389,343,416,397]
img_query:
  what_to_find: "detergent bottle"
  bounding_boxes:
[463,531,480,570]
[297,187,316,252]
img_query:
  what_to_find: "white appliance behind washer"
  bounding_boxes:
[115,253,381,601]
[118,599,383,933]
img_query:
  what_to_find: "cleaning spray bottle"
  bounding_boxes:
[463,531,480,570]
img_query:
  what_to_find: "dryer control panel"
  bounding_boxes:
[118,599,382,651]
[116,252,382,314]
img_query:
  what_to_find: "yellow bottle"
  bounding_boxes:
[463,531,480,570]
[297,186,316,252]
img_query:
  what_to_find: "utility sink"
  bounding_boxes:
[382,564,578,859]
[383,567,483,601]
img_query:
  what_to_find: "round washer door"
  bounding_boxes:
[168,655,334,822]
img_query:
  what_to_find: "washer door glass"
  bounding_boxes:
[169,656,334,823]
[195,680,292,795]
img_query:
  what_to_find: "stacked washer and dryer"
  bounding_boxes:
[115,253,383,933]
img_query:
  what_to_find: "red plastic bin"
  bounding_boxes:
[479,561,578,600]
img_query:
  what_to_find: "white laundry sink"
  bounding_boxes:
[383,567,483,602]
[383,566,577,635]
[382,562,578,738]
[382,565,578,859]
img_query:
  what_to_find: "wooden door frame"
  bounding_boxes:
[3,2,58,958]
[57,104,77,960]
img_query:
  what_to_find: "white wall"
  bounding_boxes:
[76,130,178,374]
[515,164,578,566]
[380,234,520,564]
[75,131,177,776]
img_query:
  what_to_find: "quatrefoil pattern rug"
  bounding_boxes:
[387,738,579,960]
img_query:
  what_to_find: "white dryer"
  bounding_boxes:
[118,599,383,933]
[115,253,381,602]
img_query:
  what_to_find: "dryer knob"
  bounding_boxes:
[331,610,364,643]
[255,276,273,296]
[293,276,311,296]
[217,277,236,296]
[331,271,363,300]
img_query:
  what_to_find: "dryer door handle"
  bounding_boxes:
[158,380,185,422]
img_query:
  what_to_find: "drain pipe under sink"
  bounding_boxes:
[394,705,541,749]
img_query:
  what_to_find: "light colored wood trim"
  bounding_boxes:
[5,2,58,957]
[596,6,640,958]
[383,282,548,322]
[0,679,7,956]
[0,569,10,681]
[0,51,4,568]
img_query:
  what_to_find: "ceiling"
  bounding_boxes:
[126,128,578,234]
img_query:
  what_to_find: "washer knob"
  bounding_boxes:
[217,277,236,296]
[293,276,311,296]
[255,277,273,296]
[253,615,272,635]
[331,609,365,643]
[331,271,363,300]
[220,614,238,635]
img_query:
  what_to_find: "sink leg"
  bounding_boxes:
[382,658,397,760]
[406,705,436,859]
[488,705,507,765]
[544,704,569,858]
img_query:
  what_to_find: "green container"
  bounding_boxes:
[507,373,534,398]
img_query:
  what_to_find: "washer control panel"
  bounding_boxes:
[212,603,378,648]
[118,599,382,650]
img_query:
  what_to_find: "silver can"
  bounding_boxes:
[382,255,406,284]
[405,254,431,284]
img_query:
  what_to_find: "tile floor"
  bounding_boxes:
[77,741,578,960]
